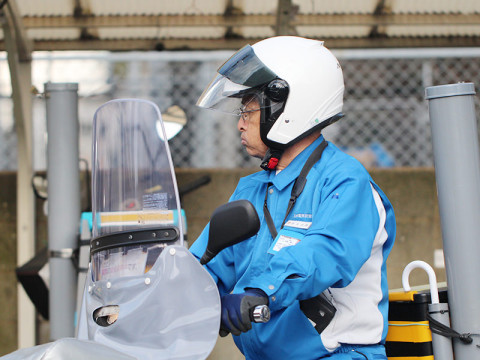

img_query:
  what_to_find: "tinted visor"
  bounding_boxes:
[197,45,279,115]
[218,45,277,87]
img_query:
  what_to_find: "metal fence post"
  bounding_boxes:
[45,82,80,340]
[425,83,480,359]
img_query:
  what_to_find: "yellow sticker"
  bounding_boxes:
[100,210,174,226]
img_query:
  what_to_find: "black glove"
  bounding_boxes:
[220,288,268,337]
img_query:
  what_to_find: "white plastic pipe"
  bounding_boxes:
[402,260,439,304]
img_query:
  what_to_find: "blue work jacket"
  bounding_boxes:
[190,136,396,359]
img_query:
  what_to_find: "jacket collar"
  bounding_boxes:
[251,135,326,191]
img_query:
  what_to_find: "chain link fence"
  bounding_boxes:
[0,49,479,170]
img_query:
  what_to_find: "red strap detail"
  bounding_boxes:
[267,157,279,169]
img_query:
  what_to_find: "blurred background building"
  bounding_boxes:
[0,48,479,171]
[1,0,479,171]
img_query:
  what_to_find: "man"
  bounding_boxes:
[190,36,396,360]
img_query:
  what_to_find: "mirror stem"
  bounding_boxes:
[200,248,216,265]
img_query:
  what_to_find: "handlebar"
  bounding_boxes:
[252,305,270,323]
[219,304,271,337]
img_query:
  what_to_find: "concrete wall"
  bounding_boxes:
[0,168,445,357]
[0,173,20,355]
[0,172,50,355]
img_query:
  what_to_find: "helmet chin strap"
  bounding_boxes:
[258,89,289,171]
[260,147,284,171]
[259,113,344,171]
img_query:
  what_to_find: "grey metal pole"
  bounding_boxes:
[425,83,480,359]
[428,303,454,360]
[45,82,80,340]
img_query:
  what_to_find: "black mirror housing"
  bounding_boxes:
[200,200,260,265]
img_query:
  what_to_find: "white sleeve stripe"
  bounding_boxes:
[321,183,389,351]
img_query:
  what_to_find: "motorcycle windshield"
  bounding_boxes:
[91,99,183,281]
[82,99,220,360]
[92,99,182,239]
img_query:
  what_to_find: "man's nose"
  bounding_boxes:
[237,116,246,132]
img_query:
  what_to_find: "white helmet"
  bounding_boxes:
[197,36,344,168]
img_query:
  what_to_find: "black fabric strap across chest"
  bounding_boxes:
[263,139,327,239]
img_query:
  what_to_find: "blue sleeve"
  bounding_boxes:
[189,190,244,296]
[248,171,381,311]
[189,223,237,295]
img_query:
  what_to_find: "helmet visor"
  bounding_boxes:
[197,45,278,115]
[218,44,277,86]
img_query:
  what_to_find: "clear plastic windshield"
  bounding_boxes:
[91,243,167,281]
[83,99,219,360]
[91,99,183,243]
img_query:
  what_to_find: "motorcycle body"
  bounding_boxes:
[1,99,260,360]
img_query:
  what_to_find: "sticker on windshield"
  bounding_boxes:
[98,248,148,280]
[143,192,168,210]
[99,210,174,227]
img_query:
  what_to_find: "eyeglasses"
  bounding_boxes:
[238,105,260,121]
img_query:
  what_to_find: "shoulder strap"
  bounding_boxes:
[291,139,327,200]
[264,183,279,239]
[263,139,328,239]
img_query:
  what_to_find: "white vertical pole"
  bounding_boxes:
[14,61,36,349]
[1,2,36,348]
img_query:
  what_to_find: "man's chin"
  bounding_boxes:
[245,148,264,159]
[242,143,267,159]
[247,151,265,160]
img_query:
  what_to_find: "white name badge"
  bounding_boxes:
[284,220,312,229]
[272,235,301,252]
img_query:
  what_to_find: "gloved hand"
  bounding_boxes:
[220,288,268,337]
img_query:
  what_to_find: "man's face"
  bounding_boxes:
[237,98,268,159]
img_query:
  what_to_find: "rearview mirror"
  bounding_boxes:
[200,200,260,265]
